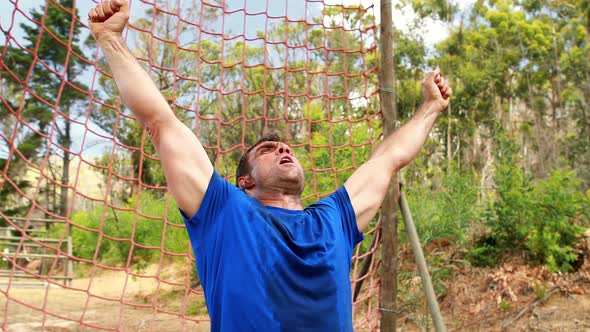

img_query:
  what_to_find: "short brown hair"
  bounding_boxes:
[235,132,282,186]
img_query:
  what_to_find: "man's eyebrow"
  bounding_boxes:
[256,142,278,150]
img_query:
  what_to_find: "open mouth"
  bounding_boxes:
[279,156,293,165]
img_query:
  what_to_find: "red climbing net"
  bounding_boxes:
[0,0,381,330]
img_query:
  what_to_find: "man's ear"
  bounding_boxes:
[237,176,255,190]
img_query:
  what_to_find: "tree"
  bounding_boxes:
[1,49,33,217]
[426,0,589,181]
[0,0,88,217]
[522,0,590,187]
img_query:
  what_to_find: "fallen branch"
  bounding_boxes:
[501,288,559,329]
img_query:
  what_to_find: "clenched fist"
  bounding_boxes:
[88,0,130,41]
[422,67,453,112]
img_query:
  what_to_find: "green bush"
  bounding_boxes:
[55,193,189,265]
[484,135,535,252]
[472,134,589,272]
[526,169,588,272]
[404,166,481,244]
[467,241,500,267]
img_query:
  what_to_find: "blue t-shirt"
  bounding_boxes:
[182,172,364,331]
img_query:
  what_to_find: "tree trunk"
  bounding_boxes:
[551,24,562,129]
[447,100,452,171]
[60,119,71,217]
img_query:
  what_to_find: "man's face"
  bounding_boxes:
[245,141,304,193]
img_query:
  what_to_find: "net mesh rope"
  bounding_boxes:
[0,0,381,330]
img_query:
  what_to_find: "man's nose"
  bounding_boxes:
[277,144,291,155]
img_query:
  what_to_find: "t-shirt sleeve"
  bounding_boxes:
[326,186,365,255]
[179,171,236,248]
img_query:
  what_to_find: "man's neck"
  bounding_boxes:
[247,189,304,210]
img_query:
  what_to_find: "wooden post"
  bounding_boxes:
[0,217,73,286]
[379,0,399,331]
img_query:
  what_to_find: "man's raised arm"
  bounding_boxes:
[345,68,453,231]
[89,0,213,217]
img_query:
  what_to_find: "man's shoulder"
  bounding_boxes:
[187,170,250,219]
[206,171,244,198]
[308,187,350,208]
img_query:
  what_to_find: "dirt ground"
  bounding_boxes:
[436,262,590,331]
[0,264,210,332]
[396,233,590,331]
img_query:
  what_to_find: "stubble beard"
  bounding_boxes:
[269,165,304,195]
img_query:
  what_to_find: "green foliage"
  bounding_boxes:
[54,193,188,265]
[532,281,547,300]
[398,166,479,321]
[467,243,500,267]
[403,166,481,244]
[0,156,32,217]
[472,135,589,272]
[484,134,535,251]
[526,168,589,272]
[499,300,511,313]
[185,294,209,316]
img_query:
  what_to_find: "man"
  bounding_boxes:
[88,1,452,331]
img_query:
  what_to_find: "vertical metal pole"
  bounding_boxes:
[399,190,446,332]
[379,0,398,331]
